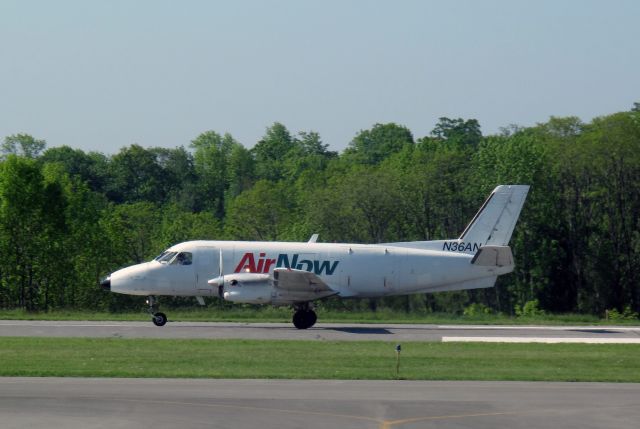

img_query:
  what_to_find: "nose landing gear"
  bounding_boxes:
[292,303,317,329]
[152,312,167,327]
[146,296,167,327]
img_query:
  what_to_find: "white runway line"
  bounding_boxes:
[437,325,640,332]
[442,336,640,344]
[0,322,147,328]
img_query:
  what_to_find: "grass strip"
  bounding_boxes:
[1,337,639,382]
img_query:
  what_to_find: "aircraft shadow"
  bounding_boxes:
[327,327,393,335]
[568,329,621,334]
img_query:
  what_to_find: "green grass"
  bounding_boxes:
[1,337,639,382]
[2,307,636,325]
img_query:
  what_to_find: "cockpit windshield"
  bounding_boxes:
[154,251,192,265]
[155,251,177,264]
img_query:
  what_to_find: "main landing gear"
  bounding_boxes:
[146,296,167,327]
[292,303,317,330]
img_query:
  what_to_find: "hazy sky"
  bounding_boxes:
[1,0,639,154]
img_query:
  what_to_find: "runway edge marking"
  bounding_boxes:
[442,336,640,344]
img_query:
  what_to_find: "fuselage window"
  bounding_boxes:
[172,252,192,266]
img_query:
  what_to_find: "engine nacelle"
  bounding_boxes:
[209,272,273,304]
[223,283,273,304]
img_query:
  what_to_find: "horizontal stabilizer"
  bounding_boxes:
[471,245,513,267]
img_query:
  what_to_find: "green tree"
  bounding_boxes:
[398,139,476,240]
[40,163,110,309]
[1,134,46,159]
[153,203,223,250]
[306,167,403,243]
[283,131,337,181]
[1,108,639,317]
[227,143,255,198]
[101,202,161,266]
[191,131,242,217]
[0,156,64,310]
[252,123,296,181]
[472,129,552,313]
[149,146,197,210]
[107,145,168,204]
[345,123,414,164]
[40,146,110,193]
[431,117,482,147]
[225,180,293,240]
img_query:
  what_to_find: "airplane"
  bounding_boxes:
[100,184,529,329]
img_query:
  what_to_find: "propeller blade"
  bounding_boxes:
[219,248,223,277]
[218,248,224,299]
[207,249,225,288]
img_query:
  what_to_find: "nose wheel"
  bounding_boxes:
[292,303,317,329]
[152,312,167,326]
[146,296,168,327]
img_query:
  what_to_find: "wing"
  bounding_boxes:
[272,268,338,300]
[208,268,341,305]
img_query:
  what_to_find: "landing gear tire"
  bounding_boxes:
[293,309,317,329]
[146,296,167,327]
[152,312,167,327]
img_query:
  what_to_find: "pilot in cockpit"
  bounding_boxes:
[175,252,192,265]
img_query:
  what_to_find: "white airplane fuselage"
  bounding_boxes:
[108,239,510,304]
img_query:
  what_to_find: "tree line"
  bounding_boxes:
[1,106,639,315]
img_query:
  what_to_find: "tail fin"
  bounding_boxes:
[460,185,530,246]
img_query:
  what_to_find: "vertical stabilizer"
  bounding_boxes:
[459,185,530,246]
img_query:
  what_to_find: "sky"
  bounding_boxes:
[1,0,639,154]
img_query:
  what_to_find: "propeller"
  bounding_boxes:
[207,248,226,299]
[217,248,224,299]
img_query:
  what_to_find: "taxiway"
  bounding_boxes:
[1,377,638,429]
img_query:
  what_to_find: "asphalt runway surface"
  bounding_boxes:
[1,377,639,429]
[1,320,639,342]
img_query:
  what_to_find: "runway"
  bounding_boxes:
[1,320,639,342]
[1,377,639,429]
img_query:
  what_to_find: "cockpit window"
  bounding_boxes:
[155,251,177,264]
[171,252,192,266]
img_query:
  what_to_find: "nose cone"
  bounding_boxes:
[100,276,111,291]
[103,263,154,296]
